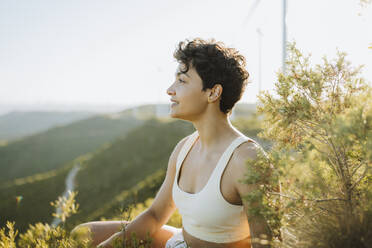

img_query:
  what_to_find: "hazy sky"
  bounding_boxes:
[1,0,371,108]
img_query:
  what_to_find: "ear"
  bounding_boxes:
[208,84,223,103]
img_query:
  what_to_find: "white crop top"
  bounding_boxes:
[172,131,251,243]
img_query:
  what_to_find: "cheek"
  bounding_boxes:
[181,96,208,115]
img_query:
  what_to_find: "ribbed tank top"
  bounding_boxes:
[172,131,251,243]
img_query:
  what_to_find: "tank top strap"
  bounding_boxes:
[176,131,199,171]
[211,136,250,188]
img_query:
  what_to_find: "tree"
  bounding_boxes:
[245,42,371,247]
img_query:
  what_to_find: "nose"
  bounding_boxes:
[166,83,176,96]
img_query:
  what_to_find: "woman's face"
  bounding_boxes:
[167,64,209,121]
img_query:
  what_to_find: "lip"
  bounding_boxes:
[170,99,178,108]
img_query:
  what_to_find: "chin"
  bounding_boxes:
[169,109,186,120]
[169,105,201,122]
[169,111,182,119]
[169,105,180,118]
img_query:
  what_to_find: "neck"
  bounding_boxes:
[191,108,239,151]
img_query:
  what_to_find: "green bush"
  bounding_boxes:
[247,42,372,247]
[0,192,92,248]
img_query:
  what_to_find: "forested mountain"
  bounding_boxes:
[232,103,256,119]
[0,111,95,141]
[0,112,141,181]
[0,160,73,232]
[0,103,255,143]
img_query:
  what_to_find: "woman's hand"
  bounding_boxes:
[97,231,123,248]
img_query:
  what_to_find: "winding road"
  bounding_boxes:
[51,162,81,227]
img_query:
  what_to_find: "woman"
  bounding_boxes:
[73,38,271,248]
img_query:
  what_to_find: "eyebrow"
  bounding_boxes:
[175,71,190,78]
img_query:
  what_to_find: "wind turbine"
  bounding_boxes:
[256,28,263,93]
[282,0,287,73]
[244,0,288,74]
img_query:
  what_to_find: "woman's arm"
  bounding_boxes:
[233,142,272,248]
[97,209,159,247]
[98,136,189,248]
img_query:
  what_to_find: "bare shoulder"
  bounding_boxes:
[231,139,261,171]
[229,139,265,185]
[229,139,262,196]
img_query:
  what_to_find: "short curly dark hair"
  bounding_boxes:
[173,38,249,114]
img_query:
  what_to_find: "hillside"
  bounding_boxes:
[0,161,72,232]
[232,103,256,119]
[124,103,257,120]
[0,112,142,181]
[0,102,255,145]
[0,111,96,141]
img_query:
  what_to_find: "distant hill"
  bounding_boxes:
[0,111,96,141]
[232,103,257,119]
[0,111,142,181]
[126,103,257,120]
[0,103,256,142]
[0,103,181,181]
